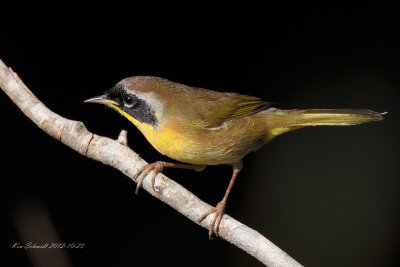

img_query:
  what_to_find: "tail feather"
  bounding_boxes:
[267,108,385,137]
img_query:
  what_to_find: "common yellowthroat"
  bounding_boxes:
[85,76,384,237]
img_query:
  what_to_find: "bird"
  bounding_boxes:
[85,76,384,238]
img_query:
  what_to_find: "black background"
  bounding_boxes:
[1,2,399,266]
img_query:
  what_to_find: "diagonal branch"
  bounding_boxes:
[0,58,302,267]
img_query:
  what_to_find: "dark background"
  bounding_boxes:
[1,2,399,266]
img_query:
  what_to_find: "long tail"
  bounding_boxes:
[266,108,385,137]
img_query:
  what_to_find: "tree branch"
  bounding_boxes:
[0,58,302,267]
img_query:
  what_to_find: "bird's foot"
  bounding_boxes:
[133,161,166,194]
[198,200,226,239]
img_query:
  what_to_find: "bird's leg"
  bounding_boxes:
[198,161,243,239]
[134,161,206,194]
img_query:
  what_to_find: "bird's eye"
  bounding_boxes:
[123,95,135,107]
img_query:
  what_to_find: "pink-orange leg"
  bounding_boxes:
[198,161,243,238]
[133,161,206,194]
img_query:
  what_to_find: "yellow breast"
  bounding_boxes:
[109,104,196,162]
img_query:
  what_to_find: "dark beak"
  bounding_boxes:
[84,95,119,106]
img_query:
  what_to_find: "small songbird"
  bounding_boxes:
[85,76,384,238]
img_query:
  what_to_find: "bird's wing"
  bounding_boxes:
[192,93,274,128]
